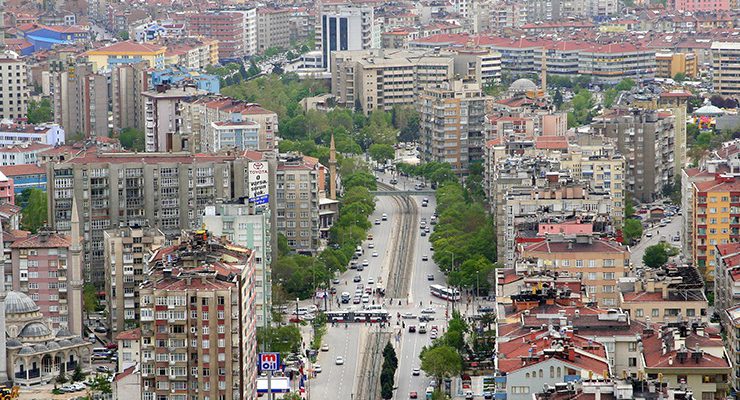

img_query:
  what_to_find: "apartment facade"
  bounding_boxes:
[320,6,379,70]
[203,203,272,328]
[256,8,291,53]
[0,50,29,122]
[142,86,205,152]
[187,11,256,60]
[9,231,73,330]
[104,226,166,336]
[82,41,166,71]
[520,236,630,307]
[712,42,740,97]
[655,51,698,79]
[276,154,320,254]
[590,110,675,203]
[715,243,740,317]
[111,62,150,134]
[51,62,109,139]
[46,151,257,287]
[418,80,487,174]
[578,43,655,85]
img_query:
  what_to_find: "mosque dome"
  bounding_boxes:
[19,322,52,339]
[5,291,40,315]
[509,78,538,93]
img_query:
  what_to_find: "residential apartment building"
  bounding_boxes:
[712,42,740,97]
[0,123,65,147]
[724,305,740,390]
[655,51,698,79]
[257,8,291,53]
[46,151,258,287]
[681,166,720,260]
[139,230,257,400]
[526,0,562,21]
[203,202,273,328]
[0,173,13,205]
[714,243,740,318]
[142,85,205,152]
[208,115,261,153]
[577,43,655,85]
[691,174,740,281]
[672,0,729,11]
[320,6,379,70]
[590,110,675,203]
[0,50,29,122]
[111,62,150,135]
[0,164,46,193]
[519,235,630,307]
[51,62,109,139]
[419,80,487,174]
[104,226,166,336]
[187,10,257,60]
[9,231,77,330]
[276,153,320,254]
[82,41,166,71]
[163,38,220,70]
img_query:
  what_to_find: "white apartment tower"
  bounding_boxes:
[320,6,379,71]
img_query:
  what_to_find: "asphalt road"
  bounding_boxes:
[629,215,683,267]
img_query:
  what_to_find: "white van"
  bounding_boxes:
[419,323,427,334]
[355,246,363,256]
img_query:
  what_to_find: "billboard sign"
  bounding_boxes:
[258,352,281,371]
[248,162,269,205]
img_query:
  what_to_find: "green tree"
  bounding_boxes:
[72,363,85,382]
[553,90,564,109]
[674,72,687,82]
[56,369,68,384]
[117,31,129,40]
[282,394,303,400]
[27,99,53,124]
[420,345,462,384]
[342,171,377,191]
[119,128,145,151]
[643,243,669,268]
[277,233,291,257]
[257,325,302,356]
[447,256,496,294]
[622,219,643,244]
[603,88,618,108]
[568,89,595,128]
[369,143,395,164]
[20,188,47,233]
[83,283,99,317]
[615,78,636,91]
[625,194,636,218]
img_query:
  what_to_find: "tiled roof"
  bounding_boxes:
[716,242,740,257]
[535,136,569,150]
[0,164,46,177]
[497,329,609,374]
[642,331,730,370]
[0,143,54,153]
[694,177,740,193]
[85,40,165,55]
[115,327,141,341]
[10,233,70,248]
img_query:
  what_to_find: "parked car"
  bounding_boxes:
[408,325,416,333]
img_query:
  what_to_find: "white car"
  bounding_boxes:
[368,277,375,285]
[321,343,329,352]
[336,356,344,365]
[375,219,381,225]
[362,295,370,303]
[314,364,322,373]
[362,259,369,267]
[422,255,428,261]
[368,243,375,249]
[382,213,388,221]
[402,313,417,319]
[421,307,436,314]
[412,367,421,376]
[372,252,379,257]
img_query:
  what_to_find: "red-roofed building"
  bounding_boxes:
[9,230,75,330]
[496,328,610,399]
[520,236,629,307]
[115,328,141,372]
[578,43,657,84]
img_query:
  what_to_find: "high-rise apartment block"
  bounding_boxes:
[590,110,676,203]
[142,85,205,152]
[203,203,273,328]
[320,6,379,70]
[46,151,257,287]
[276,153,320,254]
[419,80,488,174]
[0,50,29,122]
[104,226,166,336]
[711,42,740,97]
[187,10,257,61]
[9,231,74,331]
[111,62,150,135]
[257,8,292,53]
[139,230,257,400]
[51,62,109,138]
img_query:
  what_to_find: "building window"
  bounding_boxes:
[635,309,644,317]
[629,357,637,367]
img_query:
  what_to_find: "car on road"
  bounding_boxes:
[478,306,495,313]
[402,313,417,319]
[427,274,434,281]
[362,259,369,267]
[321,344,329,352]
[332,278,340,284]
[96,366,111,373]
[430,330,438,340]
[353,297,361,304]
[409,391,418,399]
[368,243,375,249]
[430,245,434,250]
[375,219,381,225]
[390,178,398,184]
[421,231,427,237]
[335,356,344,365]
[367,234,373,240]
[362,295,370,303]
[314,364,322,373]
[421,201,428,207]
[422,255,428,261]
[382,213,388,221]
[368,277,375,285]
[645,232,653,238]
[421,307,436,314]
[408,325,416,333]
[419,315,434,322]
[412,367,420,376]
[372,252,379,257]
[425,227,431,233]
[354,275,362,282]
[673,235,680,242]
[483,392,494,399]
[94,326,108,333]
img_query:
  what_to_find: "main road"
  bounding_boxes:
[310,173,450,400]
[629,214,683,267]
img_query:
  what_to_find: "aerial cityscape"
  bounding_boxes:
[0,0,740,398]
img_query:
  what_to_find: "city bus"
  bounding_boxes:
[430,284,461,301]
[325,309,390,323]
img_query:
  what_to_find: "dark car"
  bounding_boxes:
[94,326,108,333]
[408,325,416,333]
[478,306,495,313]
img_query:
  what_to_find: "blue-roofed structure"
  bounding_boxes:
[150,67,221,94]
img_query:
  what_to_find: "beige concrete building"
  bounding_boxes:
[51,62,108,138]
[276,153,320,254]
[519,235,630,307]
[46,151,258,288]
[142,85,205,152]
[0,50,29,122]
[711,41,740,97]
[257,8,292,53]
[419,80,488,174]
[111,62,150,135]
[620,266,708,323]
[331,48,501,114]
[104,226,166,336]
